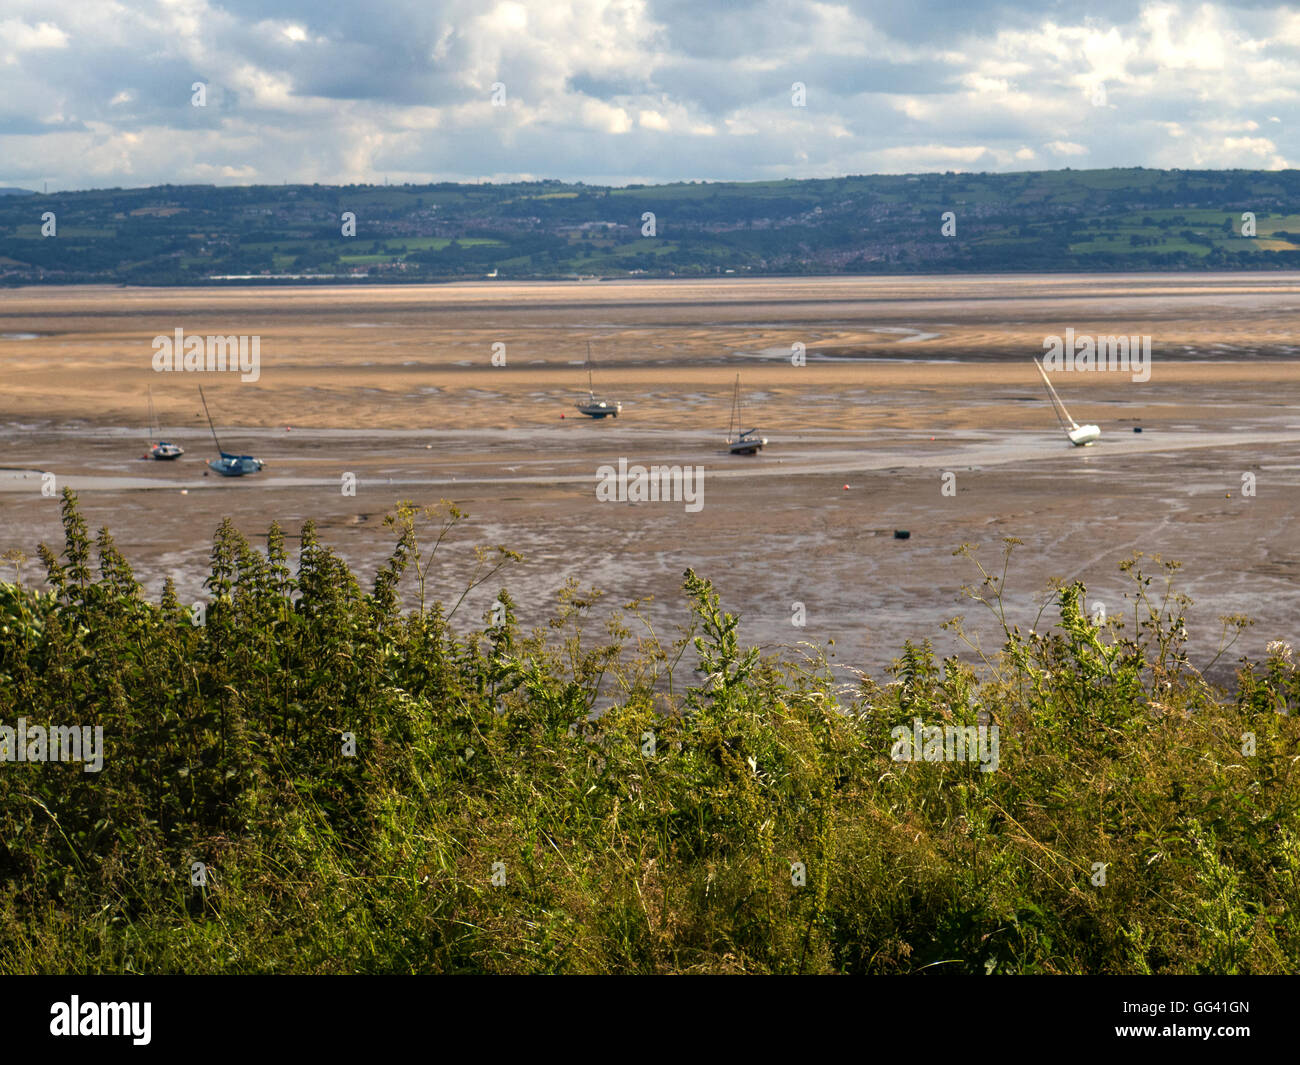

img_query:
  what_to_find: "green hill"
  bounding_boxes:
[2,167,1299,284]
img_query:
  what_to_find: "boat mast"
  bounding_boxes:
[729,374,741,442]
[147,385,158,441]
[1034,358,1079,432]
[586,342,595,395]
[198,385,226,455]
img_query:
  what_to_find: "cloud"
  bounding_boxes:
[0,0,1296,189]
[0,17,70,63]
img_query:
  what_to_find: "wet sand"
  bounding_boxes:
[1,273,1297,679]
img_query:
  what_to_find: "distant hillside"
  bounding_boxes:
[2,168,1299,285]
[0,188,33,196]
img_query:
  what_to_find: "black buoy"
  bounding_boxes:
[894,530,910,540]
[1134,426,1143,433]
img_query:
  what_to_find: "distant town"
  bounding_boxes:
[2,166,1299,285]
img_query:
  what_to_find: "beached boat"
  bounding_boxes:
[726,374,767,454]
[145,386,184,460]
[150,441,184,460]
[575,343,621,418]
[199,386,264,476]
[208,453,265,476]
[1034,357,1100,446]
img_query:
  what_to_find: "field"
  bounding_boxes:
[5,168,1300,284]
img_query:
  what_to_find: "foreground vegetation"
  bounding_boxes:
[0,491,1296,973]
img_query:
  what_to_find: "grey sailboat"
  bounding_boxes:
[726,374,767,454]
[575,343,621,418]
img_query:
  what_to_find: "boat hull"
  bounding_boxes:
[1068,424,1101,446]
[729,436,766,455]
[208,455,264,476]
[576,401,620,418]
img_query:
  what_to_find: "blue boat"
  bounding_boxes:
[199,386,264,477]
[208,454,265,476]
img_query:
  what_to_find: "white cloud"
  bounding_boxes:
[1,0,1299,188]
[0,17,69,64]
[1190,135,1292,169]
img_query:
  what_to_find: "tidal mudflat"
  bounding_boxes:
[1,273,1297,677]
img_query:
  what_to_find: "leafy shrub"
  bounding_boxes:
[0,492,1295,973]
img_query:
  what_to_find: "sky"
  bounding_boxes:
[0,0,1295,191]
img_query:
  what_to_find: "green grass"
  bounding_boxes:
[1069,238,1211,255]
[1,499,1297,973]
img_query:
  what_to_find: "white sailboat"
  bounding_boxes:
[145,386,184,460]
[575,343,621,418]
[1034,357,1100,447]
[726,374,767,454]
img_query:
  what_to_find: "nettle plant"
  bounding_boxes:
[945,540,1250,731]
[0,499,1296,974]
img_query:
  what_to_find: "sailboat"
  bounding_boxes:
[199,386,264,476]
[575,343,621,418]
[726,374,767,454]
[145,386,184,460]
[1033,358,1100,447]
